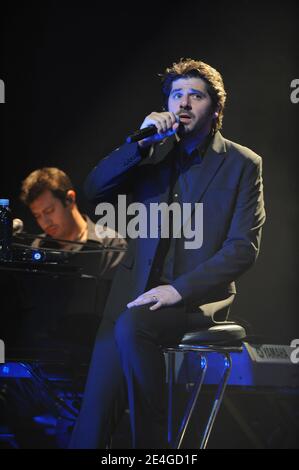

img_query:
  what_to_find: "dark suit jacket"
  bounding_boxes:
[85,131,266,319]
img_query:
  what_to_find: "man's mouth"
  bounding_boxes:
[46,226,58,236]
[178,113,193,123]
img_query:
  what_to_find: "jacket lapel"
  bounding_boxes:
[141,132,227,239]
[175,131,227,235]
[148,135,177,205]
[152,132,227,205]
[190,131,226,203]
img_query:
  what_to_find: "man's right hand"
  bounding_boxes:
[137,111,180,148]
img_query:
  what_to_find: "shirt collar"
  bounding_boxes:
[175,129,214,161]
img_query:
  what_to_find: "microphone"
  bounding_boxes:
[13,218,24,235]
[126,115,180,144]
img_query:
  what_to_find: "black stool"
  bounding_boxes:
[164,296,246,449]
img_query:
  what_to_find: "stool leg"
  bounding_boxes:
[175,354,208,449]
[167,352,175,447]
[200,353,232,449]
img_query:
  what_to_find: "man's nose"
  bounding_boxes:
[43,214,52,227]
[179,95,191,109]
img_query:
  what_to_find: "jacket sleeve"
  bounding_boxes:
[84,142,144,203]
[172,156,266,303]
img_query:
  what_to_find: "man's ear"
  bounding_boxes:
[162,100,168,112]
[65,189,76,206]
[213,106,220,119]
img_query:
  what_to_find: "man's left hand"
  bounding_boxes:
[127,285,182,311]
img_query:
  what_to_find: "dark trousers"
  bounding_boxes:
[69,303,213,449]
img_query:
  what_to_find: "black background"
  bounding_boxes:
[1,0,298,343]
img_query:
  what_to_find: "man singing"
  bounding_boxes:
[69,58,266,449]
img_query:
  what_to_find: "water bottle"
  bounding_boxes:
[0,199,12,261]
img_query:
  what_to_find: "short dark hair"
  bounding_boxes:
[20,167,74,206]
[160,58,227,132]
